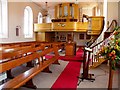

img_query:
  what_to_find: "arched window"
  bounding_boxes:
[0,0,8,38]
[24,6,33,38]
[38,12,42,23]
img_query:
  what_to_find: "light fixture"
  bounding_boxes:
[42,2,51,23]
[43,2,50,18]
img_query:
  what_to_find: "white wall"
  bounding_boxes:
[1,2,43,43]
[118,1,120,26]
[107,2,118,25]
[74,32,89,46]
[49,9,55,19]
[82,8,93,16]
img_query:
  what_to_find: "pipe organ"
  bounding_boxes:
[34,3,104,42]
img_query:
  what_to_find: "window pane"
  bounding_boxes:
[0,1,2,35]
[0,0,8,38]
[24,9,29,35]
[24,6,33,38]
[38,12,42,23]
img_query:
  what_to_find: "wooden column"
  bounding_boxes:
[108,61,114,90]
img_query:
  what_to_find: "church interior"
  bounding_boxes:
[0,0,120,89]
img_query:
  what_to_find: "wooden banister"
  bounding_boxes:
[88,20,119,90]
[78,20,119,86]
[90,20,118,48]
[106,20,117,32]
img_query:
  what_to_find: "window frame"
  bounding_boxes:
[79,33,84,40]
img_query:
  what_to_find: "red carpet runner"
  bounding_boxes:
[45,48,84,62]
[59,48,84,61]
[51,61,81,89]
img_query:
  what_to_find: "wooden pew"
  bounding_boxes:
[0,46,35,63]
[0,41,62,74]
[0,46,37,79]
[0,46,59,89]
[0,41,46,49]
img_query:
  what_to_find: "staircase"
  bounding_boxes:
[89,20,118,69]
[90,57,105,69]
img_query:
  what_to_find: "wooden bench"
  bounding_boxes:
[0,46,41,79]
[0,46,59,89]
[0,44,50,77]
[0,42,61,76]
[0,41,49,49]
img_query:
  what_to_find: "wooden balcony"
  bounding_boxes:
[34,16,104,36]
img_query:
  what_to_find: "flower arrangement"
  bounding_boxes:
[99,26,120,70]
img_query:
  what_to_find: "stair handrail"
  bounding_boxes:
[90,30,116,49]
[106,20,117,31]
[77,20,118,84]
[81,20,119,89]
[90,20,118,49]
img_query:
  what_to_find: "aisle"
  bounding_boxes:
[51,61,81,89]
